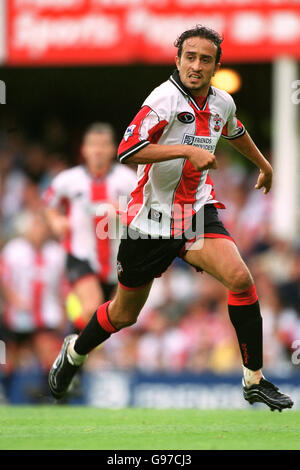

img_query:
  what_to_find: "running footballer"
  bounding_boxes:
[49,26,293,412]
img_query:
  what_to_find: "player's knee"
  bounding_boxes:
[83,297,103,318]
[228,268,253,292]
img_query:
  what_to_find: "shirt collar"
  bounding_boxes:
[169,69,214,111]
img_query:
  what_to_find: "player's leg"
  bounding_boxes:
[48,223,185,400]
[65,255,104,330]
[71,275,104,327]
[100,281,117,303]
[49,224,158,400]
[184,237,261,372]
[183,237,293,411]
[48,281,152,400]
[71,280,153,356]
[184,236,253,290]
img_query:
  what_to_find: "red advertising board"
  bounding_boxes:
[5,0,300,65]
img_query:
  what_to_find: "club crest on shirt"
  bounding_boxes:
[212,113,223,132]
[116,260,123,274]
[124,124,136,142]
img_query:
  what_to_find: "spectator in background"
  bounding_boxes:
[23,143,48,187]
[0,146,28,242]
[252,238,296,286]
[42,116,70,156]
[210,150,247,205]
[0,211,66,401]
[136,308,189,372]
[43,122,136,331]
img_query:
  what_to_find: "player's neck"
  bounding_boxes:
[190,83,210,98]
[87,163,111,179]
[26,237,45,251]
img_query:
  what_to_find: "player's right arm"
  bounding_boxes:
[125,142,217,171]
[117,90,217,171]
[44,208,70,239]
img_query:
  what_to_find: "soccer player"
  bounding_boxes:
[1,210,66,399]
[49,26,293,411]
[44,123,136,330]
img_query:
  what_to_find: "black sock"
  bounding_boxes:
[228,300,263,371]
[74,311,111,355]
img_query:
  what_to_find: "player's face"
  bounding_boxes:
[176,37,220,96]
[81,132,116,172]
[26,215,50,246]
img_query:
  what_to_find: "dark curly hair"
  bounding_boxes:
[174,25,223,64]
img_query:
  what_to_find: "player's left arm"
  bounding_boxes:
[228,131,273,194]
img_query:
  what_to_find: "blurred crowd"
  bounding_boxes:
[0,118,299,403]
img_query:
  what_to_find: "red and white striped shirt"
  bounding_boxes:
[43,164,136,283]
[1,238,66,332]
[118,70,245,238]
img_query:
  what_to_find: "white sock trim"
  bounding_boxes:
[243,366,263,386]
[67,336,87,366]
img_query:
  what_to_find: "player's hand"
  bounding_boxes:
[186,147,218,171]
[255,166,273,194]
[13,295,31,311]
[50,215,70,238]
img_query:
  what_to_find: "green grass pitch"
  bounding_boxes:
[0,406,299,450]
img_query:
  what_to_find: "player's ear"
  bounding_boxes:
[80,144,86,162]
[175,55,180,69]
[213,62,221,76]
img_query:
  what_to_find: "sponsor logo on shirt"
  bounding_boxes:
[182,134,218,153]
[177,112,195,124]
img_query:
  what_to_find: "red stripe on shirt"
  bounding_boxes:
[118,106,168,160]
[121,163,152,226]
[59,197,72,253]
[171,160,202,236]
[205,173,226,210]
[118,106,152,156]
[32,251,44,329]
[171,103,211,235]
[121,118,166,226]
[91,180,111,283]
[147,119,168,144]
[221,118,244,137]
[194,110,211,137]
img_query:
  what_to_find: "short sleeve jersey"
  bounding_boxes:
[117,70,245,238]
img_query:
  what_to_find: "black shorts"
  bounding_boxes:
[66,254,116,301]
[117,204,234,289]
[1,327,58,345]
